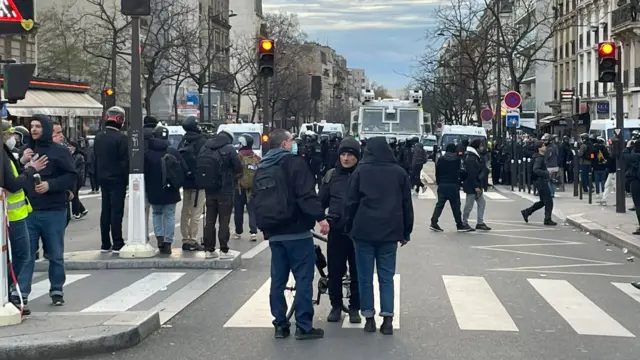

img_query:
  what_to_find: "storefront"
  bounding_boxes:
[2,78,103,140]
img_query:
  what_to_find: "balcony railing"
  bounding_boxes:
[521,98,536,111]
[612,3,634,30]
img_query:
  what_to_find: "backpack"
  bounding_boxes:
[583,144,597,161]
[251,160,294,230]
[161,152,185,189]
[195,147,223,191]
[597,149,606,164]
[178,140,198,179]
[323,168,336,184]
[238,153,260,190]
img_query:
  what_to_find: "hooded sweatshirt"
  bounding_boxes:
[202,133,242,196]
[25,115,77,210]
[257,148,325,241]
[435,151,461,185]
[344,136,414,243]
[144,138,184,205]
[178,128,207,190]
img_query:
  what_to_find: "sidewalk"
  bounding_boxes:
[0,310,159,360]
[495,185,640,256]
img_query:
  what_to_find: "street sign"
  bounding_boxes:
[504,91,522,109]
[480,108,493,122]
[0,0,33,35]
[614,128,621,136]
[506,113,520,128]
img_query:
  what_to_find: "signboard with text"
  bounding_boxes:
[0,0,34,35]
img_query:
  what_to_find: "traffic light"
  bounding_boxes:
[598,42,617,83]
[121,0,151,16]
[258,39,275,77]
[103,87,115,108]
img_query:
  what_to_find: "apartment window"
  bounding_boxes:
[586,31,590,46]
[579,34,583,49]
[586,81,591,97]
[3,36,10,59]
[19,35,26,62]
[571,40,576,55]
[559,46,563,59]
[603,23,608,40]
[594,81,599,97]
[321,52,327,64]
[579,82,583,96]
[565,43,569,56]
[572,0,577,10]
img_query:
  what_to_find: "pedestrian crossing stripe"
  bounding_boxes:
[418,189,510,201]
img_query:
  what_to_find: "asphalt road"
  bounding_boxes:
[71,186,640,360]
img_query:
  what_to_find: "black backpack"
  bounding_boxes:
[161,153,185,189]
[178,140,198,180]
[583,144,597,161]
[195,147,223,191]
[250,160,294,230]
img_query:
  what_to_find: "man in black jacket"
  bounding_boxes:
[253,129,329,340]
[521,141,557,226]
[178,116,207,251]
[21,114,77,306]
[319,137,361,324]
[343,136,413,335]
[461,139,491,231]
[411,137,428,193]
[430,143,469,232]
[93,106,129,253]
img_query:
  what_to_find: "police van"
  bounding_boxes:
[217,123,265,157]
[589,118,640,144]
[301,121,346,139]
[166,126,186,149]
[435,125,487,161]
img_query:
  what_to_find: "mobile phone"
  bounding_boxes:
[33,174,42,185]
[32,153,39,161]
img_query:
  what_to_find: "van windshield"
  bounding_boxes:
[168,134,182,149]
[440,134,486,146]
[231,132,261,150]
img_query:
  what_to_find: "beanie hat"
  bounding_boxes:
[338,137,361,159]
[143,115,158,128]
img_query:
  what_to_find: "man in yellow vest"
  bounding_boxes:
[1,121,48,315]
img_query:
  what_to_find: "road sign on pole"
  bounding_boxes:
[504,91,522,109]
[480,108,493,122]
[505,112,520,128]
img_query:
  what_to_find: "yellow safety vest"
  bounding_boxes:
[6,161,32,222]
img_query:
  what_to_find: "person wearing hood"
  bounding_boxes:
[142,115,159,239]
[319,137,361,324]
[93,106,129,253]
[410,136,428,194]
[85,136,98,193]
[461,139,491,231]
[1,121,48,315]
[20,114,77,307]
[430,143,469,232]
[200,129,242,259]
[232,133,260,241]
[68,140,87,219]
[343,136,414,335]
[251,129,329,340]
[178,116,207,251]
[145,125,187,255]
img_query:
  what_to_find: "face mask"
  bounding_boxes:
[291,142,298,155]
[5,136,16,150]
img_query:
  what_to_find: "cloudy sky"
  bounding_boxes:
[263,0,439,89]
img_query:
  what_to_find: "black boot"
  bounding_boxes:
[348,308,361,324]
[521,209,529,223]
[327,306,342,322]
[364,317,376,332]
[274,326,290,339]
[380,316,393,335]
[544,219,557,226]
[295,327,324,340]
[156,236,165,250]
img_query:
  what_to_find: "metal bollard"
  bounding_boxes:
[579,166,583,200]
[517,159,523,191]
[559,166,566,192]
[526,158,532,193]
[588,167,593,204]
[511,159,516,191]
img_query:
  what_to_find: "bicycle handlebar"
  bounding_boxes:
[311,231,327,243]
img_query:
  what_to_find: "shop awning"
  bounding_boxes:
[6,90,103,118]
[538,115,562,126]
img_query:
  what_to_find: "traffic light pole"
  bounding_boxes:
[119,15,155,258]
[615,45,626,214]
[263,76,271,129]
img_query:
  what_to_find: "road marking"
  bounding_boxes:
[29,274,91,301]
[150,270,231,324]
[241,241,269,259]
[81,272,185,313]
[612,282,640,304]
[443,275,518,332]
[528,278,634,337]
[417,187,511,201]
[482,192,509,200]
[224,274,295,328]
[342,274,400,329]
[418,187,436,199]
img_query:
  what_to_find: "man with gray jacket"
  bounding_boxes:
[543,134,559,197]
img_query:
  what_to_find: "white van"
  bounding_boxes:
[435,125,487,160]
[217,123,265,157]
[589,119,640,143]
[166,126,186,149]
[300,121,346,138]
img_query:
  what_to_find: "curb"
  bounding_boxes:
[0,311,160,360]
[565,214,640,257]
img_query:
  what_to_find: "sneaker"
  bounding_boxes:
[476,223,491,231]
[633,228,640,236]
[457,224,474,232]
[364,317,376,332]
[250,233,257,242]
[112,243,124,254]
[100,245,111,253]
[80,210,89,218]
[544,220,557,226]
[51,295,65,306]
[232,232,241,240]
[327,306,342,322]
[380,316,393,335]
[10,297,29,315]
[182,242,204,251]
[294,327,324,340]
[631,281,640,290]
[348,308,361,324]
[219,250,234,259]
[160,243,172,255]
[429,223,444,232]
[274,326,290,339]
[205,250,219,259]
[72,214,80,219]
[521,209,529,223]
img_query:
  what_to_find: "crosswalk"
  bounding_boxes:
[224,274,640,337]
[417,186,511,201]
[26,270,230,324]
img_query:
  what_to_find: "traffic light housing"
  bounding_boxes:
[598,42,617,83]
[121,0,151,16]
[258,39,275,78]
[103,87,115,108]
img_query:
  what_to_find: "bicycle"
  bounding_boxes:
[284,231,352,321]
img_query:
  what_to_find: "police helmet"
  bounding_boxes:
[238,133,254,148]
[104,106,126,127]
[153,125,169,140]
[13,125,29,145]
[182,116,198,132]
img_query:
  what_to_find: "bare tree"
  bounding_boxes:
[225,35,260,122]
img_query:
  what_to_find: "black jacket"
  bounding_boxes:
[462,147,484,194]
[202,134,242,196]
[177,130,207,189]
[93,126,128,186]
[144,138,185,205]
[257,148,326,239]
[435,152,460,185]
[24,116,77,211]
[344,137,413,242]
[318,163,355,232]
[531,152,550,182]
[411,144,428,166]
[2,144,36,194]
[72,151,85,185]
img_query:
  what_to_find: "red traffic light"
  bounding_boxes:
[104,88,114,96]
[599,42,616,57]
[259,39,274,53]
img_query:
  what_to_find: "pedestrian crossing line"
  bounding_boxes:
[417,189,510,201]
[528,279,635,337]
[612,282,640,305]
[81,272,186,313]
[29,274,91,301]
[418,187,436,199]
[223,274,296,328]
[342,274,400,329]
[443,275,518,332]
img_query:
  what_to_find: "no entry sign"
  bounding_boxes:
[504,91,522,109]
[480,108,493,122]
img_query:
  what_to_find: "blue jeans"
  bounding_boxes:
[9,219,30,299]
[594,170,607,194]
[580,165,591,192]
[22,209,67,298]
[151,203,176,243]
[269,238,315,331]
[234,189,257,234]
[353,240,397,318]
